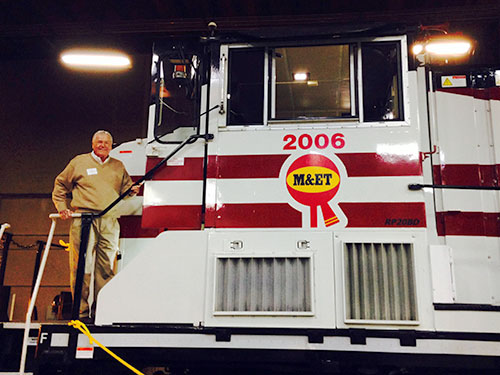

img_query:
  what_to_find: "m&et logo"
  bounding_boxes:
[286,154,341,227]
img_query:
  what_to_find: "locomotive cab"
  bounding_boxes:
[34,28,500,374]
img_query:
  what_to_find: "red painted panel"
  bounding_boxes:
[146,157,206,180]
[216,155,290,178]
[119,216,161,238]
[437,87,500,101]
[337,153,422,177]
[125,202,427,233]
[142,205,202,230]
[146,153,422,181]
[436,211,500,237]
[433,164,498,187]
[214,203,302,228]
[340,202,426,228]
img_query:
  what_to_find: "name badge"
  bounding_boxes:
[87,168,98,176]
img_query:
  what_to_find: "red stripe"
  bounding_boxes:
[437,87,500,101]
[140,202,425,230]
[142,205,202,229]
[436,211,500,237]
[146,153,422,181]
[119,150,133,153]
[146,155,289,180]
[337,153,422,177]
[77,347,93,351]
[433,164,499,187]
[339,202,426,228]
[146,157,206,180]
[119,216,161,238]
[215,155,290,178]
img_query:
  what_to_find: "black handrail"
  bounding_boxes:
[72,132,213,320]
[30,240,65,321]
[409,183,500,191]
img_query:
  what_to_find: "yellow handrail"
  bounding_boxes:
[68,320,145,375]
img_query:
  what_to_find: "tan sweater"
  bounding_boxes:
[52,153,133,213]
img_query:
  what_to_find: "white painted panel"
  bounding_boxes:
[441,190,499,213]
[97,231,208,325]
[146,138,206,158]
[143,181,203,205]
[117,238,156,272]
[114,195,143,216]
[444,236,496,304]
[488,240,500,305]
[110,139,147,176]
[429,245,455,303]
[435,310,500,334]
[490,99,500,161]
[435,91,482,164]
[472,98,494,163]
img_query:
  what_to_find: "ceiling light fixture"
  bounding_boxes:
[293,72,310,81]
[60,49,132,71]
[412,34,473,58]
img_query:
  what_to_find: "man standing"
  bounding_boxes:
[52,130,139,320]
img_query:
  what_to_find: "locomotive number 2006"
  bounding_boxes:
[283,133,345,150]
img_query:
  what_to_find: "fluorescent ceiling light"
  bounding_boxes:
[60,49,132,71]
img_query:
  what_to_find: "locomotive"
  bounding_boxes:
[29,22,500,374]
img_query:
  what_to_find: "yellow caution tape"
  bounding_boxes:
[59,240,71,252]
[68,320,145,375]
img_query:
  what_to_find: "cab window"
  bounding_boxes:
[226,40,403,126]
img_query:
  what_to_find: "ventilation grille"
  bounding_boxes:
[344,242,417,322]
[215,257,312,313]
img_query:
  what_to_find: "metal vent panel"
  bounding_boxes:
[215,257,312,314]
[344,242,418,322]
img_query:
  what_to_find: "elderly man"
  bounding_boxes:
[52,130,139,320]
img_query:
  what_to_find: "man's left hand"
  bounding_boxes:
[130,184,141,196]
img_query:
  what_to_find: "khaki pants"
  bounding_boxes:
[69,215,119,318]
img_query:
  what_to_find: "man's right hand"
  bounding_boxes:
[59,209,74,220]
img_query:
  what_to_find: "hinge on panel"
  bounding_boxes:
[297,240,310,250]
[230,240,243,250]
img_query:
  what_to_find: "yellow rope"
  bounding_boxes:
[68,320,145,375]
[59,240,70,252]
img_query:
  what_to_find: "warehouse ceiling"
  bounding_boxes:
[0,0,499,60]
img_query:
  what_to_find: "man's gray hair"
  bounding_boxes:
[92,130,113,144]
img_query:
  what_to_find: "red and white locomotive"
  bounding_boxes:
[36,25,500,374]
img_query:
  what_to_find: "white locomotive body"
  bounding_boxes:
[35,29,500,374]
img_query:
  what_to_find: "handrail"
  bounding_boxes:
[18,213,80,375]
[0,223,10,241]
